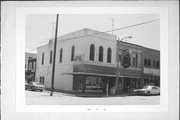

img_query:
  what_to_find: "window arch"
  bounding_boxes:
[107,47,112,63]
[99,46,103,62]
[41,52,44,65]
[89,44,95,61]
[71,46,75,61]
[59,48,63,63]
[50,50,53,64]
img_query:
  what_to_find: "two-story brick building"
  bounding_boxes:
[142,47,160,87]
[35,28,160,94]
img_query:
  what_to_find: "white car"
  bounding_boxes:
[133,85,160,95]
[28,82,45,92]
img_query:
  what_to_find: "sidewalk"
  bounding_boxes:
[75,92,135,97]
[45,89,135,97]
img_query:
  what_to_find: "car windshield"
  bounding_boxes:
[143,86,151,89]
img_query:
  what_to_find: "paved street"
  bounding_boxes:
[26,90,160,105]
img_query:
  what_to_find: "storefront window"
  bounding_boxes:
[85,76,104,91]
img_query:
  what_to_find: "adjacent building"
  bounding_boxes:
[142,47,160,87]
[25,52,37,83]
[35,28,160,94]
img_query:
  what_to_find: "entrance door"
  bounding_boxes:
[124,78,130,92]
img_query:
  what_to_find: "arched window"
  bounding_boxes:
[107,48,112,63]
[99,46,103,62]
[71,46,75,61]
[59,48,63,63]
[41,52,44,65]
[89,44,95,60]
[50,50,53,64]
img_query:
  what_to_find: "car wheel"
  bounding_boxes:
[147,91,150,96]
[40,90,43,92]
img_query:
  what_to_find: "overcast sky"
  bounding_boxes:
[26,14,160,53]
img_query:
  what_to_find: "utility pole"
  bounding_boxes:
[115,38,120,95]
[112,18,114,34]
[115,36,132,95]
[50,14,59,96]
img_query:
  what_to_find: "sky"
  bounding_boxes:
[26,14,160,53]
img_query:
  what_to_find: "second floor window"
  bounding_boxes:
[132,53,138,67]
[148,59,151,66]
[59,48,63,63]
[156,61,160,68]
[144,59,147,66]
[153,60,156,67]
[71,46,75,61]
[32,62,34,69]
[107,47,112,63]
[41,52,44,65]
[89,44,95,61]
[119,54,123,65]
[50,50,53,64]
[99,46,103,62]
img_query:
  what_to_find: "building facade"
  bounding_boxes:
[35,28,160,94]
[25,52,37,83]
[25,52,36,70]
[142,47,160,87]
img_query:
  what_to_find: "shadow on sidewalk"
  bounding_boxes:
[44,89,138,98]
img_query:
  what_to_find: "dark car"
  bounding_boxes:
[27,82,45,92]
[133,85,160,95]
[25,82,29,90]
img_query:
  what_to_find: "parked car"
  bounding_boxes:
[27,82,45,92]
[25,82,29,90]
[133,85,160,95]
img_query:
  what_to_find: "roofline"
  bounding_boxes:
[118,41,160,51]
[118,41,142,48]
[57,28,117,41]
[142,47,160,52]
[37,44,48,50]
[25,52,37,55]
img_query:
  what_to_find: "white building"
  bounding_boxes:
[36,28,118,92]
[36,28,147,93]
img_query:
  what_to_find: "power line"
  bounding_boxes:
[59,19,159,41]
[27,18,159,52]
[87,15,140,29]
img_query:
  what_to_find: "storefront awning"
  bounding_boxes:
[62,72,140,78]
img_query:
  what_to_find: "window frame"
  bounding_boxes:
[144,59,147,66]
[148,59,151,66]
[59,48,63,63]
[71,46,75,61]
[89,44,95,61]
[99,46,104,62]
[50,50,53,64]
[41,52,44,65]
[107,47,112,63]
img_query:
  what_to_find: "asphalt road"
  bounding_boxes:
[26,90,160,105]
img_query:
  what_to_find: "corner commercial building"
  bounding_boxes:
[35,28,160,94]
